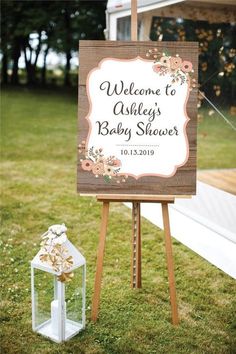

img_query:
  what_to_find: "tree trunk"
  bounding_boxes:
[23,32,42,86]
[64,6,71,87]
[28,65,36,86]
[1,53,8,85]
[11,38,21,85]
[64,51,71,86]
[23,47,32,85]
[24,50,37,86]
[41,47,49,85]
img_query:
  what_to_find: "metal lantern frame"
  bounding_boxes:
[31,239,86,343]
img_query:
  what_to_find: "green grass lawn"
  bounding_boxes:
[197,109,236,169]
[1,87,236,354]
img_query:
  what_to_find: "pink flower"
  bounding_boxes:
[113,159,121,167]
[81,159,93,171]
[160,56,170,67]
[170,56,182,70]
[92,163,104,175]
[152,64,161,73]
[181,61,193,72]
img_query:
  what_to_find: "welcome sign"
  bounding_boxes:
[78,41,198,195]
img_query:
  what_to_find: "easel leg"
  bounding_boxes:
[131,202,141,288]
[91,201,110,322]
[161,202,179,325]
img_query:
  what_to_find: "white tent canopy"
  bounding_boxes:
[106,0,236,40]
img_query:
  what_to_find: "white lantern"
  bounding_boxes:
[31,224,86,343]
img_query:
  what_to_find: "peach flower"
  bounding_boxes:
[181,61,193,72]
[81,159,93,171]
[170,56,182,70]
[92,163,104,175]
[160,56,170,67]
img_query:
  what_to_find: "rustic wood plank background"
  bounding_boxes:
[78,40,198,195]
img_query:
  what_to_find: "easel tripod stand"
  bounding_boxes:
[91,195,179,326]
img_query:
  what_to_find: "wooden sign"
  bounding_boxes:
[78,41,198,195]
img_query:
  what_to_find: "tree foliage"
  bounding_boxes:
[1,0,235,102]
[150,17,236,105]
[0,0,106,85]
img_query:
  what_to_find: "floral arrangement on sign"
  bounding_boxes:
[79,141,128,184]
[146,48,197,90]
[39,224,74,282]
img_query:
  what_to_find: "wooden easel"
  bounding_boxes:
[91,0,179,326]
[91,195,179,325]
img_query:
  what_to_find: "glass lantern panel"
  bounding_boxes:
[65,266,85,334]
[33,268,54,329]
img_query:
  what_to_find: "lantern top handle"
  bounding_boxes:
[31,224,86,274]
[41,223,68,244]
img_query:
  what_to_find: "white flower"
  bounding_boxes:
[52,233,67,245]
[41,224,68,245]
[48,224,67,236]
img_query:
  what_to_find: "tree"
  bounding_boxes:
[1,1,22,84]
[0,0,107,86]
[18,2,56,85]
[1,1,49,85]
[50,0,106,86]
